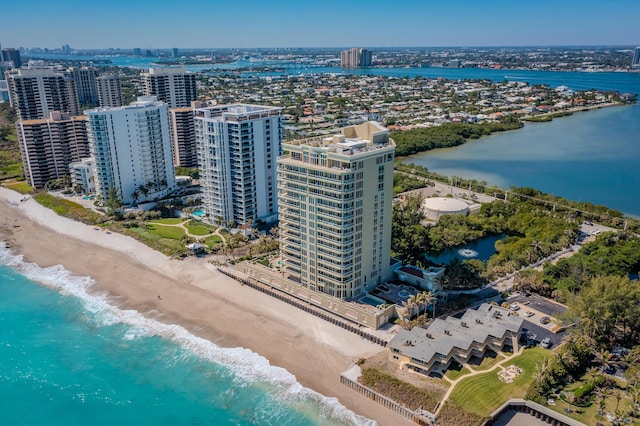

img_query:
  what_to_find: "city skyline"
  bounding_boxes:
[2,0,638,49]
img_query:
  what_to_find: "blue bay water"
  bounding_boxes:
[403,104,640,217]
[0,244,372,426]
[30,53,640,215]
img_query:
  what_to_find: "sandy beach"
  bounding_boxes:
[0,187,409,426]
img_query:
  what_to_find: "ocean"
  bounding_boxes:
[13,54,640,422]
[0,243,372,426]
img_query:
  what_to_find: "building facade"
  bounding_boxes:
[85,96,176,206]
[68,66,99,106]
[5,65,80,120]
[388,304,523,376]
[96,74,124,107]
[195,104,282,225]
[141,67,197,109]
[169,101,205,168]
[633,47,640,69]
[69,157,96,193]
[340,48,372,67]
[278,122,395,299]
[1,48,22,68]
[16,111,89,189]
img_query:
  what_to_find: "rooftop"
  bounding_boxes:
[389,304,523,361]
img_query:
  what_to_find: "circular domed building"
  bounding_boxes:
[422,197,469,222]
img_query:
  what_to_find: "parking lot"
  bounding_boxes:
[507,293,569,349]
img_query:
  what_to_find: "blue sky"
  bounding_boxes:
[2,0,639,49]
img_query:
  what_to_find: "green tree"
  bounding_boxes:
[105,187,123,215]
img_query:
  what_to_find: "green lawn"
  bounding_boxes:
[185,222,213,236]
[148,218,186,225]
[445,362,471,380]
[3,180,33,194]
[145,223,185,239]
[471,352,505,371]
[450,347,550,418]
[204,235,223,248]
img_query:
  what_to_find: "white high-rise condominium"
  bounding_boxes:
[195,104,282,225]
[141,67,197,109]
[85,96,176,206]
[278,122,395,299]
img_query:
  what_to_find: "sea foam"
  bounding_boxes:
[0,243,376,426]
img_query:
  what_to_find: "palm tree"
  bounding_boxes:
[594,348,612,373]
[402,296,417,322]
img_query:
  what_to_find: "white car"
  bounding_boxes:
[524,311,534,318]
[510,304,520,311]
[540,338,551,349]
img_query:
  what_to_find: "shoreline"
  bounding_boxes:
[0,187,408,426]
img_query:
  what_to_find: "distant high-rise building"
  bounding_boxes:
[5,65,80,120]
[96,74,124,107]
[340,48,372,67]
[16,111,89,189]
[278,122,395,299]
[172,48,179,58]
[169,101,205,168]
[141,67,197,109]
[133,48,142,56]
[68,66,99,106]
[633,47,640,69]
[85,97,176,206]
[195,104,282,225]
[2,48,22,68]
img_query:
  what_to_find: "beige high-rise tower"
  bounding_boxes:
[278,121,395,299]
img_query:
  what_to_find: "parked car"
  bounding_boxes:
[604,366,617,375]
[524,311,534,318]
[510,303,521,311]
[540,316,551,324]
[540,337,551,349]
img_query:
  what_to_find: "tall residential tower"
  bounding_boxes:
[141,67,197,108]
[96,74,124,107]
[85,96,176,206]
[5,65,80,120]
[278,122,395,299]
[16,111,89,189]
[195,104,282,225]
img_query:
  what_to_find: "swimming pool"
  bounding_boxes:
[360,294,386,307]
[192,209,205,217]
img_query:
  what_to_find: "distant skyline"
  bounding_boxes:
[2,0,639,49]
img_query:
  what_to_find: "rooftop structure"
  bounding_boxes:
[278,121,395,299]
[388,304,523,376]
[422,196,470,222]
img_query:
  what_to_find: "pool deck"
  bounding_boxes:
[371,282,420,305]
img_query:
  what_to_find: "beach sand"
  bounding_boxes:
[0,188,409,426]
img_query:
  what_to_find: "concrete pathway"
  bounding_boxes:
[434,346,525,416]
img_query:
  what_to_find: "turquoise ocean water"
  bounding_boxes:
[0,243,372,426]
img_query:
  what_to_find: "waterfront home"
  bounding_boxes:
[388,304,523,376]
